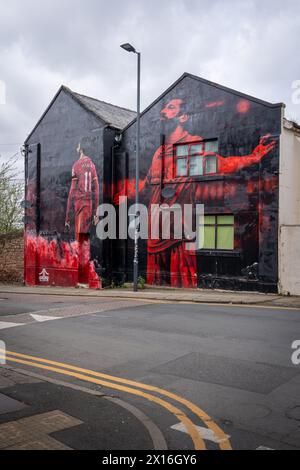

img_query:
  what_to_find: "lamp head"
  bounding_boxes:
[120,43,136,53]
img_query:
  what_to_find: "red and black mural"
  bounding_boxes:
[113,74,282,292]
[65,139,100,240]
[24,75,282,292]
[24,88,107,288]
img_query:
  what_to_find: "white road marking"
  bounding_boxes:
[0,322,25,330]
[30,314,61,322]
[256,446,274,450]
[171,422,231,444]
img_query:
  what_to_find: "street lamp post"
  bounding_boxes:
[120,43,141,292]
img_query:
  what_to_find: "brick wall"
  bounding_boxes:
[0,231,24,283]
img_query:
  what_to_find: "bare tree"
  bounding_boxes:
[0,154,23,234]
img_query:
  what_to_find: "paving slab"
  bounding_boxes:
[0,367,160,450]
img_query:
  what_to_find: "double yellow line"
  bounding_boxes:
[0,349,231,450]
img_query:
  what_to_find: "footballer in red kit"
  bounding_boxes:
[65,141,100,241]
[114,99,276,288]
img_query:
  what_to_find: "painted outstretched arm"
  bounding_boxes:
[217,134,276,174]
[65,178,77,227]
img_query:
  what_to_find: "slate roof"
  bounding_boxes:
[70,88,136,130]
[25,72,284,143]
[25,85,136,143]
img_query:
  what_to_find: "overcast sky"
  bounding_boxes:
[0,0,299,170]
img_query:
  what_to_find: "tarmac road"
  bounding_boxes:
[0,292,299,450]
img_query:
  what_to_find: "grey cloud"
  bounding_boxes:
[0,0,299,168]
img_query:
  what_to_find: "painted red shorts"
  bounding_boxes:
[74,200,93,239]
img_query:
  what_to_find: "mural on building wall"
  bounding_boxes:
[24,131,102,289]
[23,77,281,292]
[64,137,100,284]
[65,138,100,241]
[116,76,281,291]
[115,98,277,288]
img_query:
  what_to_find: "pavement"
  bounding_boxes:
[0,289,299,450]
[1,283,300,308]
[0,367,160,450]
